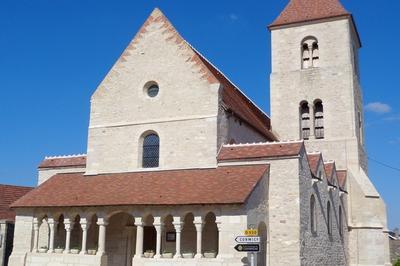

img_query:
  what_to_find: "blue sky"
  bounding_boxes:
[0,0,399,229]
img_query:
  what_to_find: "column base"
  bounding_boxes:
[79,251,88,255]
[47,250,54,254]
[154,254,162,259]
[173,254,182,259]
[134,254,144,259]
[63,250,70,254]
[194,253,203,259]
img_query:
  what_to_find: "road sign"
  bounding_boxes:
[235,236,261,243]
[244,229,258,236]
[234,244,260,252]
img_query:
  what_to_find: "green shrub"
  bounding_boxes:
[394,258,400,266]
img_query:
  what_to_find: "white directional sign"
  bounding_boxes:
[235,236,260,243]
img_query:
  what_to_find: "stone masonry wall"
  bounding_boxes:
[299,152,348,265]
[0,221,6,266]
[390,239,400,264]
[85,10,223,175]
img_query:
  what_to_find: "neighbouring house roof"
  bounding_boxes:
[0,184,33,221]
[217,141,304,162]
[336,170,347,191]
[269,0,351,28]
[38,155,87,169]
[11,165,269,208]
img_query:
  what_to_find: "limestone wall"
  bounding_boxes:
[0,221,6,266]
[8,210,34,266]
[390,239,400,264]
[38,167,86,185]
[85,10,222,175]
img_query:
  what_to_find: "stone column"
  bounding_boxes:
[97,217,108,255]
[47,218,57,253]
[80,217,90,254]
[194,216,203,258]
[173,217,182,258]
[216,217,222,259]
[32,218,41,253]
[153,217,163,258]
[134,217,144,258]
[63,218,73,254]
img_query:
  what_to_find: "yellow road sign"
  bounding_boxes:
[244,229,258,236]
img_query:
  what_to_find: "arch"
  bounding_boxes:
[300,101,311,140]
[55,214,66,249]
[314,100,324,139]
[181,213,196,256]
[162,215,175,255]
[38,215,49,250]
[327,201,332,235]
[143,214,156,255]
[140,132,160,168]
[202,212,218,255]
[106,212,136,266]
[257,222,267,266]
[310,195,317,234]
[87,214,99,251]
[301,36,319,69]
[70,214,81,251]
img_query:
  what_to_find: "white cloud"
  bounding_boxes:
[365,102,391,114]
[389,138,400,144]
[384,115,400,121]
[229,13,239,21]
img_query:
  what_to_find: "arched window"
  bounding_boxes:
[310,195,317,234]
[302,37,319,69]
[300,102,311,140]
[327,201,332,235]
[339,206,343,237]
[314,100,324,139]
[142,133,160,168]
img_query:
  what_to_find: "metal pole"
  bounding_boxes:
[249,252,257,266]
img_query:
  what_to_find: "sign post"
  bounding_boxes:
[235,229,260,266]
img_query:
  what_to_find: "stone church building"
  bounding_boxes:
[8,0,390,265]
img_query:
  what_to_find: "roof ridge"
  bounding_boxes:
[223,140,303,147]
[44,154,87,160]
[186,41,272,121]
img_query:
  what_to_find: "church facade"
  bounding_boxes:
[9,0,390,265]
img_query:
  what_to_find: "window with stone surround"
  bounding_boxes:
[310,195,317,234]
[142,133,160,168]
[302,37,319,69]
[327,201,332,235]
[314,100,324,139]
[300,101,311,140]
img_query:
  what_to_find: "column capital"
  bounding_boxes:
[97,217,109,226]
[134,217,144,226]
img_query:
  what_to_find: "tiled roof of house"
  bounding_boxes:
[38,155,87,169]
[12,165,269,208]
[269,0,350,28]
[0,184,33,220]
[337,170,347,190]
[217,141,304,162]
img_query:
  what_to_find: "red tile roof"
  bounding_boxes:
[192,49,277,141]
[337,170,347,190]
[38,156,86,169]
[12,165,269,208]
[324,162,335,185]
[0,184,33,221]
[218,141,304,161]
[270,0,350,28]
[307,153,322,176]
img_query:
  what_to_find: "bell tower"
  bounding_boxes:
[269,0,391,265]
[269,0,365,171]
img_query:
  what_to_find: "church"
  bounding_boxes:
[8,0,390,265]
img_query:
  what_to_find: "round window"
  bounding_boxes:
[147,84,159,97]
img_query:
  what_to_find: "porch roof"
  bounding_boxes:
[11,165,269,208]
